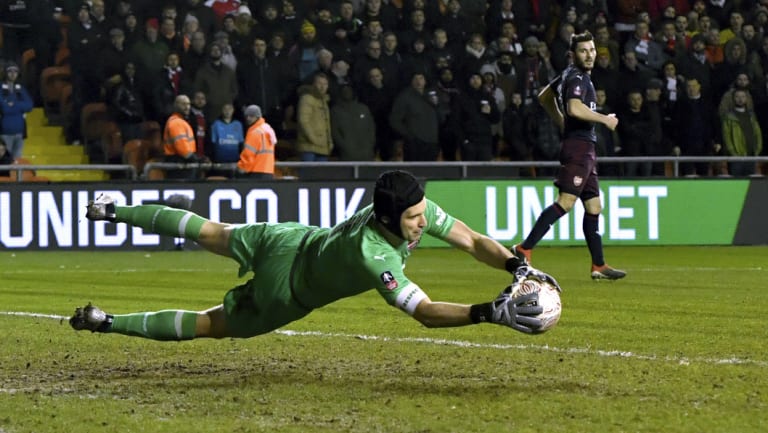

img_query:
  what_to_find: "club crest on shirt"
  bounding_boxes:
[380,271,398,290]
[573,85,582,96]
[573,175,583,187]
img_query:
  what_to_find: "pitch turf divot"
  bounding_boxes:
[2,311,767,368]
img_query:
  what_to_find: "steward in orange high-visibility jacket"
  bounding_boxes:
[237,104,277,179]
[163,95,196,158]
[163,94,205,179]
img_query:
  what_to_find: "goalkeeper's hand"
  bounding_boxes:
[514,265,562,293]
[489,285,544,334]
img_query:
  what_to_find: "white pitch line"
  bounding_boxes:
[2,311,767,368]
[0,268,231,274]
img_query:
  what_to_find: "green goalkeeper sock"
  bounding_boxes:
[108,310,198,341]
[114,205,206,241]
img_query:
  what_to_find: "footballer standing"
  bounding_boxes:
[512,31,627,280]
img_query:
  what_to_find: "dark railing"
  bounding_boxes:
[1,157,766,182]
[0,164,137,181]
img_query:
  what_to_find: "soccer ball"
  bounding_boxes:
[512,278,562,333]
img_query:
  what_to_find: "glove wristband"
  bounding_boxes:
[469,303,492,323]
[504,256,524,274]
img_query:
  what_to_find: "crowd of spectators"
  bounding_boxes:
[1,0,767,177]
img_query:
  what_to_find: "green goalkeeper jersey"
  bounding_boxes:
[292,199,455,313]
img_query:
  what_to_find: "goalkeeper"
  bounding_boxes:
[70,170,559,340]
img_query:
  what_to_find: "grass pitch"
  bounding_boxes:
[1,246,766,433]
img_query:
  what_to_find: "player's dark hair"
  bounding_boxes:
[569,31,594,52]
[373,170,425,239]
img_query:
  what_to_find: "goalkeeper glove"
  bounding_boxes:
[514,265,562,293]
[471,284,544,334]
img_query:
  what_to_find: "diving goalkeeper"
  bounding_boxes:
[70,170,559,340]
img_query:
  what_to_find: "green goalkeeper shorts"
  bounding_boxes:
[222,222,313,337]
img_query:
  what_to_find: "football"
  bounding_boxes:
[512,278,562,333]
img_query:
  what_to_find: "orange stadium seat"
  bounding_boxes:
[11,158,49,182]
[79,102,113,159]
[40,65,72,114]
[123,139,151,173]
[54,46,70,66]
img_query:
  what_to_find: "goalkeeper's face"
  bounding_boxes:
[399,198,428,242]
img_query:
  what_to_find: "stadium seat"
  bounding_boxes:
[40,65,72,115]
[54,46,70,66]
[59,83,73,119]
[123,139,151,173]
[10,158,50,182]
[21,48,35,78]
[100,122,123,164]
[140,120,164,156]
[79,103,113,160]
[146,157,166,180]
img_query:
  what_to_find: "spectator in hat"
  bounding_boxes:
[0,63,33,159]
[594,23,620,71]
[591,46,621,109]
[289,20,325,82]
[131,18,170,79]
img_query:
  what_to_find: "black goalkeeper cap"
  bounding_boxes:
[373,170,425,238]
